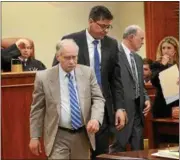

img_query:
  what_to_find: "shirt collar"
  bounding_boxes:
[18,57,28,62]
[58,64,75,79]
[121,42,132,56]
[86,29,100,45]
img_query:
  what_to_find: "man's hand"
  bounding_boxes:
[143,100,151,116]
[15,38,29,50]
[86,119,99,134]
[29,138,42,156]
[115,109,126,130]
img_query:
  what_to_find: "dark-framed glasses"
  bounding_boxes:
[95,21,113,31]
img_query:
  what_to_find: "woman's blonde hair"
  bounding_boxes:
[156,36,179,66]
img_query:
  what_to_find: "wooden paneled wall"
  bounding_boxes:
[144,2,179,60]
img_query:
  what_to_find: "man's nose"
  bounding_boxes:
[69,58,74,63]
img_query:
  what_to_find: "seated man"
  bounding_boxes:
[143,58,153,85]
[1,38,46,72]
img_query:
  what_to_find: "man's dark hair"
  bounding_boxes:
[143,58,153,66]
[89,5,113,21]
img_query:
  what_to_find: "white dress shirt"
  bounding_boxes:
[121,42,133,68]
[121,42,139,80]
[58,65,80,129]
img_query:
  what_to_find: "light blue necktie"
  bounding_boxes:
[93,40,101,86]
[67,73,82,129]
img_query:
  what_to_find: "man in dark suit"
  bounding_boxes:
[52,5,126,159]
[109,25,151,152]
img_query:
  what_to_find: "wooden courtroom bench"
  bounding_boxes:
[144,85,179,149]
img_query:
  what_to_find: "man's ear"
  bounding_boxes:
[56,54,60,61]
[89,18,94,24]
[128,34,134,42]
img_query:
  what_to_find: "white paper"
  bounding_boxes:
[151,150,179,159]
[159,65,179,104]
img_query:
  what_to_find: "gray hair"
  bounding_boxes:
[123,25,142,39]
[55,39,79,56]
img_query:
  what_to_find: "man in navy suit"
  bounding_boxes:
[52,5,127,159]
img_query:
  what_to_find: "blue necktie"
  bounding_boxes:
[93,40,101,86]
[67,73,82,129]
[130,53,140,98]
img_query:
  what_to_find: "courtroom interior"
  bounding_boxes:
[1,1,179,160]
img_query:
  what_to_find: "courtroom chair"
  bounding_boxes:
[1,37,35,58]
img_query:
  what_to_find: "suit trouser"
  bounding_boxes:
[129,97,144,151]
[109,97,144,152]
[91,108,110,160]
[48,127,90,160]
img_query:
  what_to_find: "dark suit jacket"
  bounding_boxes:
[115,44,149,147]
[52,30,124,125]
[151,61,179,118]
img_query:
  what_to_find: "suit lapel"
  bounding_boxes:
[134,54,142,84]
[48,65,61,105]
[119,45,134,79]
[74,65,86,121]
[81,30,90,66]
[100,39,107,73]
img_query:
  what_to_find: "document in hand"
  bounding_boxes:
[159,64,179,104]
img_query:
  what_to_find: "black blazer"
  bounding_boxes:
[151,61,179,118]
[52,30,124,125]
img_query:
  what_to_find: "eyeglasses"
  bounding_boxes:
[95,21,113,31]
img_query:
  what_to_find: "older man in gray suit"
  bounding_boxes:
[110,25,151,152]
[29,39,105,159]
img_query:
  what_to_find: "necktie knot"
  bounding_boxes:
[67,73,72,79]
[130,52,134,57]
[93,40,99,46]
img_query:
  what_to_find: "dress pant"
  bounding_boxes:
[48,127,90,160]
[109,97,144,152]
[91,108,110,160]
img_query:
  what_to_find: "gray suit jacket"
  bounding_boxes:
[30,64,105,156]
[115,44,149,146]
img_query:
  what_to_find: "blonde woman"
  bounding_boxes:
[151,36,179,118]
